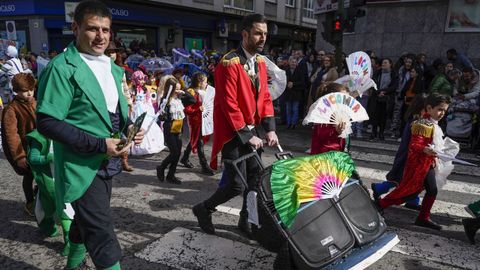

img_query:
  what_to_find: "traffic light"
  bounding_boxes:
[332,16,343,43]
[345,0,366,33]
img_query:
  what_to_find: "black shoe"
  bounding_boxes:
[291,124,296,130]
[200,166,215,176]
[404,203,421,211]
[156,165,165,182]
[415,218,442,230]
[286,125,291,130]
[238,212,252,238]
[166,175,182,185]
[181,160,194,168]
[462,218,478,244]
[192,203,215,234]
[369,134,377,141]
[379,134,385,141]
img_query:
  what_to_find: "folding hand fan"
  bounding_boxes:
[346,51,373,78]
[334,75,377,97]
[270,151,356,228]
[303,92,369,132]
[202,85,215,136]
[263,56,287,100]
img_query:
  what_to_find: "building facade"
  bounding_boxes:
[315,0,480,65]
[0,0,317,55]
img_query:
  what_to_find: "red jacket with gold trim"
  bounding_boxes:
[210,48,275,169]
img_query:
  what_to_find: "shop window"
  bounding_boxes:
[0,20,30,56]
[224,0,254,11]
[302,0,317,23]
[286,0,295,8]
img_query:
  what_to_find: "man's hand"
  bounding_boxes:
[379,91,386,97]
[106,138,131,157]
[199,105,204,112]
[287,82,293,88]
[265,131,279,147]
[248,136,263,150]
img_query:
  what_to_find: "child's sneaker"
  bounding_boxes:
[465,200,480,218]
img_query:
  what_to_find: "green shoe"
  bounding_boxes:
[65,243,86,269]
[465,200,480,218]
[61,241,71,257]
[46,226,60,237]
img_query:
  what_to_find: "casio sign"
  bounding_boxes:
[109,8,129,17]
[0,5,15,12]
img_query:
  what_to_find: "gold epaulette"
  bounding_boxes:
[256,55,265,63]
[411,119,434,138]
[220,50,240,66]
[187,88,195,96]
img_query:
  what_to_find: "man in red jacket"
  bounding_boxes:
[192,14,278,236]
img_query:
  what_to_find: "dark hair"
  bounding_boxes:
[190,72,207,89]
[425,93,451,108]
[381,58,393,65]
[162,77,179,99]
[241,14,267,32]
[447,48,457,55]
[12,73,36,93]
[462,66,474,73]
[318,82,348,98]
[404,93,427,121]
[74,0,112,26]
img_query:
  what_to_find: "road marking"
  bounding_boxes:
[216,205,241,216]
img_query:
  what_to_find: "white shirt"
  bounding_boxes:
[242,47,257,76]
[79,53,119,113]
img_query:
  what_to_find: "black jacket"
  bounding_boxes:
[284,66,306,101]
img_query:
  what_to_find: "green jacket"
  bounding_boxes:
[429,73,453,96]
[36,42,128,203]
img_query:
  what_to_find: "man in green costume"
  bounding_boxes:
[36,1,144,269]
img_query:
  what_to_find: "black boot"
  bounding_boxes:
[192,203,216,234]
[180,159,194,169]
[462,218,480,244]
[414,218,442,230]
[238,211,252,237]
[156,165,166,182]
[166,174,182,185]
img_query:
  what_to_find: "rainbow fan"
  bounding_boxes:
[270,151,355,228]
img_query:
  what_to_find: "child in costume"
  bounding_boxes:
[180,72,215,175]
[310,83,348,155]
[371,94,428,211]
[130,71,165,156]
[1,72,37,216]
[156,76,196,184]
[378,93,451,230]
[26,129,74,256]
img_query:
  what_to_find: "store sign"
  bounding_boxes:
[109,8,129,17]
[314,0,350,15]
[0,4,15,13]
[445,0,480,32]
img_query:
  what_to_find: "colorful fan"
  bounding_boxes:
[303,92,369,137]
[201,85,215,136]
[346,51,372,78]
[270,151,356,228]
[334,75,377,97]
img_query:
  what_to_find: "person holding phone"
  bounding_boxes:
[35,1,144,269]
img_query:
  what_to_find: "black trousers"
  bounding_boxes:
[372,101,387,137]
[203,138,261,214]
[181,130,209,168]
[404,168,438,201]
[23,172,35,203]
[161,128,182,178]
[69,176,121,268]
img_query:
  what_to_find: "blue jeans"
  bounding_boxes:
[286,100,300,125]
[353,95,369,135]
